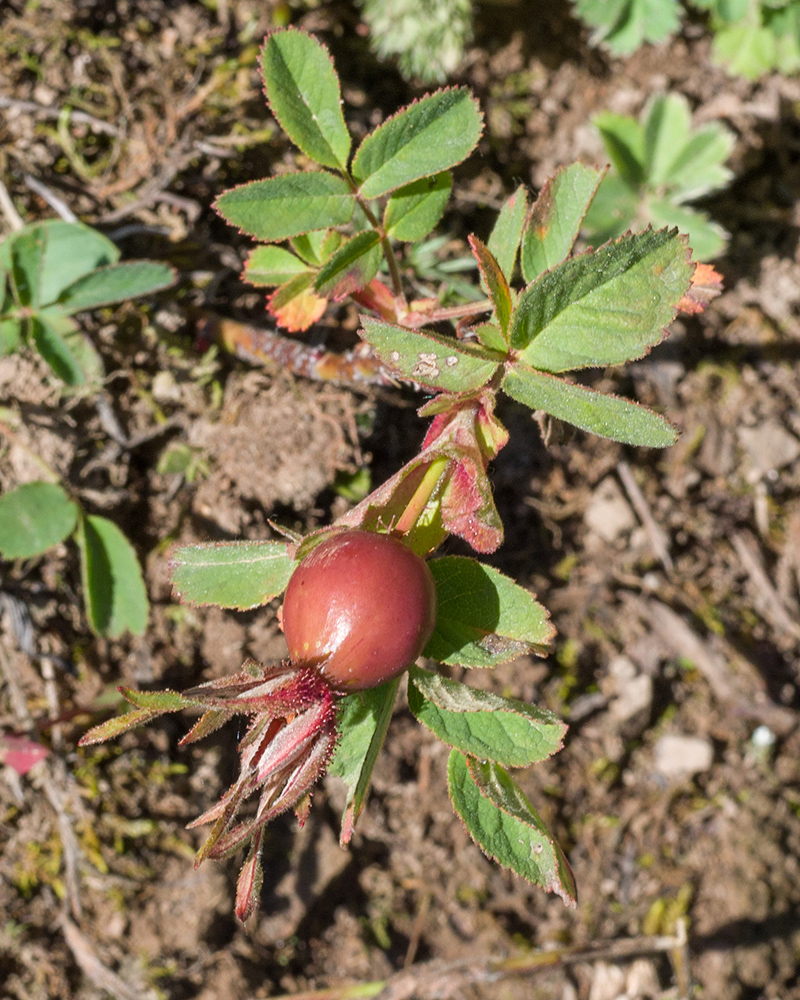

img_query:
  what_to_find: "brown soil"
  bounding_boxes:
[2,2,800,999]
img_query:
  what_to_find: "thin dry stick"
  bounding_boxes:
[0,96,120,135]
[731,531,800,643]
[61,917,151,1000]
[617,460,673,572]
[270,923,690,1000]
[23,173,78,222]
[0,177,24,230]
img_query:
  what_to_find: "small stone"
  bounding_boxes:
[653,734,713,780]
[584,477,636,543]
[738,420,800,479]
[608,656,653,739]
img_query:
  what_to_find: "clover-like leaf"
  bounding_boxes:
[503,363,678,447]
[352,88,483,199]
[244,246,312,286]
[0,481,79,559]
[384,172,453,241]
[448,751,577,905]
[268,273,328,332]
[409,666,566,766]
[261,28,351,171]
[169,540,295,610]
[314,230,382,299]
[215,173,355,242]
[360,317,501,393]
[511,228,692,372]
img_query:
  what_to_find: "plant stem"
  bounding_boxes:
[406,298,493,328]
[393,456,449,536]
[351,189,408,311]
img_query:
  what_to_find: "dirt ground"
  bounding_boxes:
[2,1,800,998]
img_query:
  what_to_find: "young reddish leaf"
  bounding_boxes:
[520,163,604,283]
[261,28,351,171]
[424,556,554,667]
[169,540,294,610]
[448,751,577,906]
[487,185,528,282]
[0,733,49,775]
[268,274,328,332]
[409,666,566,766]
[235,829,264,923]
[677,261,722,315]
[314,231,382,300]
[328,679,400,845]
[352,88,484,199]
[0,481,79,559]
[244,245,311,286]
[384,172,453,241]
[214,173,355,243]
[512,228,693,372]
[360,316,501,393]
[77,514,149,638]
[469,234,512,339]
[502,363,678,447]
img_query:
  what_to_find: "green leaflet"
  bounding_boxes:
[502,364,678,447]
[469,236,512,339]
[0,481,79,559]
[169,540,295,610]
[329,678,400,845]
[487,185,528,282]
[214,173,355,242]
[520,163,604,283]
[77,514,149,638]
[261,28,351,171]
[352,88,483,199]
[424,555,555,667]
[360,317,500,393]
[314,231,382,299]
[384,172,453,241]
[448,751,577,905]
[57,262,176,314]
[244,246,311,286]
[30,313,87,386]
[409,666,566,767]
[511,228,692,372]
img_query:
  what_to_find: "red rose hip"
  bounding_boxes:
[282,530,437,692]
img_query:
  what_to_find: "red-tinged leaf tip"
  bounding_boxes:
[235,831,264,923]
[268,283,328,332]
[678,261,723,315]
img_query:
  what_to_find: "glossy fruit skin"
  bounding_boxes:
[282,530,437,692]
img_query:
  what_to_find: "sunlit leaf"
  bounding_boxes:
[487,185,528,282]
[0,481,79,559]
[77,514,149,637]
[57,262,176,314]
[169,540,295,610]
[384,172,452,241]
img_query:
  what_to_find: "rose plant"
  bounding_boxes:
[80,27,718,922]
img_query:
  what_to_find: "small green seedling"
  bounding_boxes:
[573,0,683,55]
[81,27,717,922]
[583,93,735,261]
[0,218,175,386]
[693,0,800,78]
[0,218,174,636]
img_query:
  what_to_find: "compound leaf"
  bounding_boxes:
[352,88,483,199]
[261,28,351,171]
[409,666,566,766]
[215,173,355,242]
[574,0,682,55]
[314,230,382,299]
[169,540,295,610]
[0,481,79,559]
[448,751,577,905]
[424,555,555,667]
[244,245,311,286]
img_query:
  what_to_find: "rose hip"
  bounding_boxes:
[282,529,437,692]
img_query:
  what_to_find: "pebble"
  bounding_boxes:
[653,734,714,780]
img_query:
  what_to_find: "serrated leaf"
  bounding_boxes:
[261,28,351,171]
[329,678,400,845]
[521,164,604,283]
[448,751,577,905]
[643,93,691,188]
[666,122,735,202]
[118,686,194,711]
[215,173,355,242]
[78,707,167,746]
[593,111,646,188]
[244,245,311,286]
[77,514,149,638]
[268,273,328,332]
[487,185,528,281]
[710,20,777,78]
[581,172,640,245]
[384,172,453,241]
[511,229,692,372]
[30,313,87,386]
[352,88,483,199]
[169,540,294,610]
[469,235,512,339]
[360,317,500,392]
[57,261,175,313]
[424,556,554,667]
[0,481,79,559]
[409,666,566,766]
[503,363,678,447]
[290,229,342,266]
[649,199,727,262]
[314,230,382,299]
[575,0,681,54]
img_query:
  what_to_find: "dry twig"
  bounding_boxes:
[617,460,673,572]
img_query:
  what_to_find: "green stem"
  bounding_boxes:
[350,187,408,311]
[393,456,449,536]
